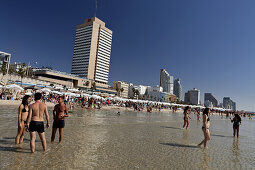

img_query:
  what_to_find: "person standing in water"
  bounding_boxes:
[231,114,242,138]
[51,96,69,143]
[183,106,191,129]
[26,93,50,153]
[15,95,31,144]
[198,108,210,148]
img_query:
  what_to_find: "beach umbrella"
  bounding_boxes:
[68,88,79,92]
[5,84,24,91]
[25,92,33,95]
[41,88,52,93]
[52,91,63,95]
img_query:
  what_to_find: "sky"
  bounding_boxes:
[0,0,255,111]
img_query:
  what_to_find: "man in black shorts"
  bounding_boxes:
[26,93,50,153]
[51,96,69,143]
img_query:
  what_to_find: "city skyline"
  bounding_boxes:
[1,0,254,111]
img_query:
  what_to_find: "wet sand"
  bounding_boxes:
[0,105,255,169]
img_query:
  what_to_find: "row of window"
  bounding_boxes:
[96,63,109,70]
[100,29,112,39]
[99,38,112,49]
[75,34,92,41]
[97,51,110,59]
[97,57,110,66]
[76,25,92,32]
[76,29,92,36]
[74,44,91,51]
[98,44,111,54]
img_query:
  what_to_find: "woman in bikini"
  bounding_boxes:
[231,114,242,138]
[15,95,31,144]
[198,108,210,148]
[183,106,191,129]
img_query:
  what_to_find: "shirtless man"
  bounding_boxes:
[51,96,69,143]
[26,93,50,153]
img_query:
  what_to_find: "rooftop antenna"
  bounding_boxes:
[94,0,98,17]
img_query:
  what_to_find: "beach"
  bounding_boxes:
[0,104,255,169]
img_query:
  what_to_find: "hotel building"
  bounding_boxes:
[160,69,174,94]
[71,17,113,84]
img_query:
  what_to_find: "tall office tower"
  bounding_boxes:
[204,93,218,107]
[71,17,113,84]
[173,78,182,99]
[160,69,173,94]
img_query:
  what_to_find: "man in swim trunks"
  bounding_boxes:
[26,93,50,153]
[51,96,69,143]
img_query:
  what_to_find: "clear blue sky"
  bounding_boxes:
[0,0,255,111]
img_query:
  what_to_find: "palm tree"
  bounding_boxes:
[17,63,26,87]
[120,87,124,97]
[91,82,96,91]
[115,86,120,96]
[0,63,7,83]
[85,81,90,86]
[8,67,15,82]
[132,88,136,98]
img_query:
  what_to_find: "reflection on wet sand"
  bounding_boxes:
[200,149,210,169]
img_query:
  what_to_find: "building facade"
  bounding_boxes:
[144,85,176,102]
[223,97,236,111]
[184,88,200,105]
[173,78,182,100]
[113,81,129,98]
[160,69,173,94]
[71,17,113,84]
[204,93,218,107]
[0,51,11,74]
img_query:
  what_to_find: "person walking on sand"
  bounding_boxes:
[51,96,69,143]
[26,93,50,153]
[15,95,31,144]
[198,108,210,148]
[231,114,242,138]
[183,106,191,129]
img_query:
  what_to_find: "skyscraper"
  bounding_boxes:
[173,78,182,99]
[71,17,113,84]
[204,93,218,107]
[160,69,173,94]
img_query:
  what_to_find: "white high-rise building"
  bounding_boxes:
[71,17,113,84]
[160,69,173,94]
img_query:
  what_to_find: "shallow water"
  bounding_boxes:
[0,106,255,169]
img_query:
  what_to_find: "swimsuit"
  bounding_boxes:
[202,116,210,129]
[53,120,65,128]
[21,107,28,123]
[29,121,44,133]
[233,119,241,129]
